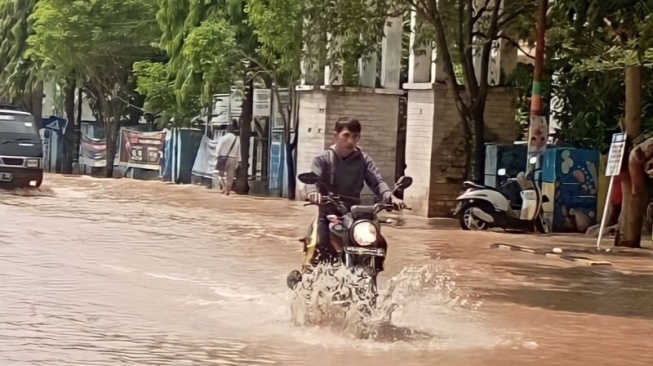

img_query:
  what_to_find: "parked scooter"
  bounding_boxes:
[453,157,550,233]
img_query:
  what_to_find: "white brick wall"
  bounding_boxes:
[295,89,402,201]
[404,89,434,216]
[296,91,328,199]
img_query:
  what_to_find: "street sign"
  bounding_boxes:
[606,132,626,176]
[597,131,627,250]
[253,89,271,117]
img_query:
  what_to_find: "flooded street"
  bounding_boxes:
[1,174,653,365]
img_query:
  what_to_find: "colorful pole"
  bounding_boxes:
[526,0,549,170]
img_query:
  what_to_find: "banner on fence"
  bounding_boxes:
[118,128,167,170]
[191,134,220,179]
[79,132,107,167]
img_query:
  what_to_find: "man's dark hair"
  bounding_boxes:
[334,117,362,133]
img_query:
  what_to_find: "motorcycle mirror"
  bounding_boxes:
[399,176,413,189]
[529,156,538,165]
[297,172,320,185]
[497,168,507,176]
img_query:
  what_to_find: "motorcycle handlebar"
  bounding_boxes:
[303,197,411,212]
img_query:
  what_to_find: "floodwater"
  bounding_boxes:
[1,174,653,365]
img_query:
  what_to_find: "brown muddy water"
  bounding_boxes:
[1,174,652,365]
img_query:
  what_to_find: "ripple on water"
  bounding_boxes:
[8,176,652,366]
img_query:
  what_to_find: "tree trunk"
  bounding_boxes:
[104,121,118,178]
[615,65,646,248]
[60,80,76,174]
[286,88,299,200]
[75,87,83,164]
[30,81,44,129]
[235,79,254,194]
[96,94,119,179]
[472,107,486,182]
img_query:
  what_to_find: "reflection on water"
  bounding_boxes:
[1,175,653,365]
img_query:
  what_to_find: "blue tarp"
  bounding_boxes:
[161,127,203,184]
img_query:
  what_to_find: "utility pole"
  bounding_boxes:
[526,0,549,170]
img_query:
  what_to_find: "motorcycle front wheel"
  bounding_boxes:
[458,203,489,230]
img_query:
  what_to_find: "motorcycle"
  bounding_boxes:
[286,173,413,300]
[453,156,550,233]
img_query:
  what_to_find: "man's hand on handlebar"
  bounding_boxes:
[307,192,322,205]
[386,194,407,211]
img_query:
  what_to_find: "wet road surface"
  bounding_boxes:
[1,174,653,365]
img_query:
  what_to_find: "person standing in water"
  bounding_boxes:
[215,124,240,195]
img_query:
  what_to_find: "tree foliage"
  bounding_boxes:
[402,0,537,180]
[27,0,161,176]
[548,0,653,247]
[0,0,41,113]
[153,0,249,114]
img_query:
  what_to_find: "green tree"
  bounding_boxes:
[0,0,42,120]
[551,0,653,247]
[245,0,302,198]
[402,0,537,180]
[149,0,398,195]
[156,0,257,193]
[27,0,160,177]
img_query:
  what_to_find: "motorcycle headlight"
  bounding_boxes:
[351,221,378,246]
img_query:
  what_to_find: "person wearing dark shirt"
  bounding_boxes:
[304,117,403,264]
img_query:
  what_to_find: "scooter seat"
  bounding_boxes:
[463,181,486,189]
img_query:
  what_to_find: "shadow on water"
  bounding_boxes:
[480,261,653,320]
[366,322,436,343]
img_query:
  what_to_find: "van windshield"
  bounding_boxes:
[0,113,38,135]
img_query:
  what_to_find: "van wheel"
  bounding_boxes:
[458,203,489,231]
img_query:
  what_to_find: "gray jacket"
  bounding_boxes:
[305,145,391,204]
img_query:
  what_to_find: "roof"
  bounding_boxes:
[0,109,32,116]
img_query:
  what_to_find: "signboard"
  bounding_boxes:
[606,132,627,176]
[272,89,290,130]
[229,87,243,122]
[118,128,167,170]
[597,132,627,249]
[210,93,230,126]
[253,89,271,117]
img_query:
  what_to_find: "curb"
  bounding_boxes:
[490,243,612,266]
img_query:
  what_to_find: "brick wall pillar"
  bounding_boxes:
[295,87,404,202]
[403,84,517,217]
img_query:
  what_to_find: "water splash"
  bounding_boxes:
[289,260,484,342]
[0,185,55,198]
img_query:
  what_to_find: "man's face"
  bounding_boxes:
[333,127,360,155]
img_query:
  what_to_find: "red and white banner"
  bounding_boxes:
[118,128,166,170]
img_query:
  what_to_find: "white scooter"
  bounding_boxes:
[453,157,550,233]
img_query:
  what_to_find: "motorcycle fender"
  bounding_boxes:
[302,215,319,269]
[470,207,495,224]
[456,189,510,212]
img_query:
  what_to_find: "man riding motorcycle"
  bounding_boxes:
[304,117,404,268]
